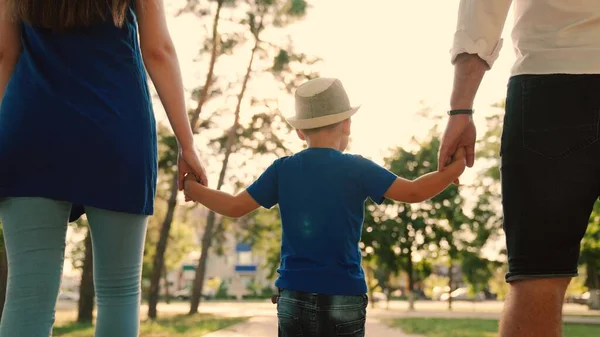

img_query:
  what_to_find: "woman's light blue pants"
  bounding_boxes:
[0,197,148,337]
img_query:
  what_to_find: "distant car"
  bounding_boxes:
[370,292,388,303]
[58,291,80,302]
[567,291,590,305]
[440,287,485,302]
[173,288,215,300]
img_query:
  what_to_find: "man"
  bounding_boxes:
[438,1,600,336]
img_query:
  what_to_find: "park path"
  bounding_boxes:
[203,316,418,337]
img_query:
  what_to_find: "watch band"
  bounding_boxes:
[448,109,474,116]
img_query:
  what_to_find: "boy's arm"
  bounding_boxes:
[384,155,466,203]
[185,179,260,218]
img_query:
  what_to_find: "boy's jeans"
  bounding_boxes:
[277,289,367,337]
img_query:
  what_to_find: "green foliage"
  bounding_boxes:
[460,252,497,296]
[215,279,231,299]
[240,208,282,280]
[157,132,178,177]
[67,218,89,271]
[53,314,248,337]
[387,318,600,337]
[581,201,600,289]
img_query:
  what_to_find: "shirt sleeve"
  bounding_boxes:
[247,159,279,209]
[356,156,398,205]
[450,0,513,68]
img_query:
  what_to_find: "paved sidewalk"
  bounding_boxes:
[203,316,416,337]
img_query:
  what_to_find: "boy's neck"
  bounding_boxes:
[305,137,343,151]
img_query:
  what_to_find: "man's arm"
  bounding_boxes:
[450,0,513,108]
[439,0,513,170]
[385,151,466,203]
[184,180,260,218]
[0,0,22,103]
[450,54,488,110]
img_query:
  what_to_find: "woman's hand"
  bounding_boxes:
[178,148,208,191]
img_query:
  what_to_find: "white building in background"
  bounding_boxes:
[164,208,274,298]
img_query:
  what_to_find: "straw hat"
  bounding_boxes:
[285,78,361,129]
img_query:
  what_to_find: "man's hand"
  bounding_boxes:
[438,114,476,172]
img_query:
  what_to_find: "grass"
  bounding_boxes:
[387,318,600,337]
[53,314,248,337]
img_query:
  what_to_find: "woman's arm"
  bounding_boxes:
[135,0,207,188]
[135,0,194,150]
[0,0,21,104]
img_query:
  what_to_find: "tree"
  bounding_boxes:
[188,0,318,314]
[77,228,95,323]
[361,134,468,311]
[239,208,282,281]
[581,201,600,290]
[146,0,226,320]
[66,218,96,323]
[147,133,180,319]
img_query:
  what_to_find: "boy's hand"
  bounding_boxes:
[184,174,200,202]
[453,147,467,164]
[450,147,467,185]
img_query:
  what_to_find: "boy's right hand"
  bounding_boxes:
[184,173,200,202]
[450,147,467,185]
[453,147,467,164]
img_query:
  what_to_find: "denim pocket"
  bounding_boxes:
[278,312,303,337]
[336,318,366,336]
[521,75,600,159]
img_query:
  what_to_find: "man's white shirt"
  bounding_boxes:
[451,0,600,75]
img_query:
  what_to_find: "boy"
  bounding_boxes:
[184,78,466,337]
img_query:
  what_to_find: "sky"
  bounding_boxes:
[164,0,516,179]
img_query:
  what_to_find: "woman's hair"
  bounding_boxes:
[4,0,130,30]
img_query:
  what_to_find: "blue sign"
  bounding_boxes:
[236,244,252,252]
[235,265,257,272]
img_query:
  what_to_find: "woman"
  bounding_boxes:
[0,0,206,335]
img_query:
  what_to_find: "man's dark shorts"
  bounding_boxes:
[502,74,600,283]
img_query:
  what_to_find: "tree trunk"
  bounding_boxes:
[0,245,8,323]
[447,260,453,311]
[586,262,600,290]
[364,264,375,309]
[163,265,171,304]
[77,230,95,323]
[148,178,178,319]
[407,251,415,311]
[189,36,260,315]
[190,0,224,132]
[147,0,224,320]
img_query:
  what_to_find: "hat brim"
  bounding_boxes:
[285,105,361,130]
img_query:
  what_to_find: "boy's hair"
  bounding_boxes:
[300,121,342,135]
[4,0,130,30]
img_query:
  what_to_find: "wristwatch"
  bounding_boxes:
[448,109,474,116]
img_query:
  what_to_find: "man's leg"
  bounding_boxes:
[499,278,570,337]
[499,74,600,337]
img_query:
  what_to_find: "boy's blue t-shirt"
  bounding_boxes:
[247,148,397,295]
